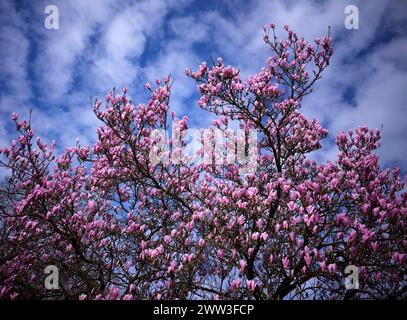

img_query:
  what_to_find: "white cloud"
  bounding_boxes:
[0,0,31,112]
[142,25,208,121]
[33,0,117,101]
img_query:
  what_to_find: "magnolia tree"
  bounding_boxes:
[0,25,406,300]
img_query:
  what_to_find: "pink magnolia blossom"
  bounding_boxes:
[327,264,337,274]
[246,280,257,292]
[239,260,247,273]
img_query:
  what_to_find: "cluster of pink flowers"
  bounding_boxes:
[0,25,405,300]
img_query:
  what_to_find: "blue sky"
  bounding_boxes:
[1,0,407,176]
